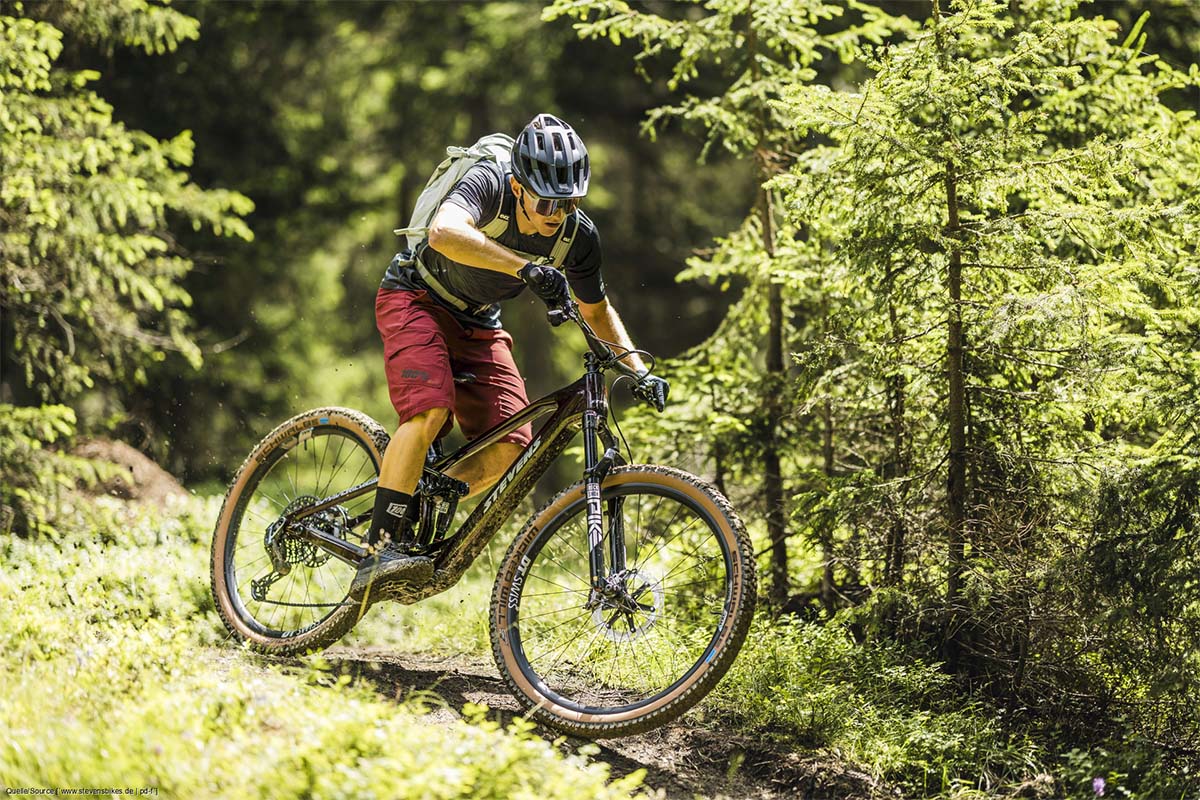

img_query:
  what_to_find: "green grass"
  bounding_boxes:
[6,486,1185,799]
[703,615,1042,797]
[0,493,645,799]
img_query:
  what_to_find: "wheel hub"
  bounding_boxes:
[266,495,347,570]
[591,569,663,643]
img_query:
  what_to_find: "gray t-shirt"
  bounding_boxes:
[381,161,605,329]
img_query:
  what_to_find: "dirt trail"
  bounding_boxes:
[324,646,895,800]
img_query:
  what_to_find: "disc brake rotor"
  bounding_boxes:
[591,569,663,643]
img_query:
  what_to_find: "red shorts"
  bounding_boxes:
[376,288,532,446]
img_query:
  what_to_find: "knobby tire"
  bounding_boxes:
[210,407,388,655]
[490,465,756,738]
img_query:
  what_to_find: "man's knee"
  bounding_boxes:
[399,407,450,437]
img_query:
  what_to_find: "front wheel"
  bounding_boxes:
[490,465,756,738]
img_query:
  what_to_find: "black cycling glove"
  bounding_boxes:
[633,373,670,413]
[518,263,571,308]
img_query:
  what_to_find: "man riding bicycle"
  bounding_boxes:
[353,113,669,600]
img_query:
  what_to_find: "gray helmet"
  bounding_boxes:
[510,113,590,199]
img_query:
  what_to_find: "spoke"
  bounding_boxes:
[527,571,585,595]
[252,485,290,512]
[318,434,348,498]
[234,553,270,572]
[661,575,724,594]
[518,605,590,623]
[521,607,594,643]
[531,549,591,589]
[635,501,692,569]
[288,447,299,502]
[326,437,363,494]
[660,535,717,584]
[553,516,590,563]
[544,616,609,683]
[520,587,590,600]
[525,610,596,666]
[644,631,675,686]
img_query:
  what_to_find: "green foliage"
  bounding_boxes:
[707,617,1038,795]
[0,403,121,535]
[549,0,915,607]
[0,492,644,799]
[566,0,1200,793]
[0,2,252,401]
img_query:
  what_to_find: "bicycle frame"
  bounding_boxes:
[285,349,621,605]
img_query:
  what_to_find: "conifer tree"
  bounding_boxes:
[547,0,910,606]
[0,0,251,531]
[774,0,1200,669]
[0,0,252,401]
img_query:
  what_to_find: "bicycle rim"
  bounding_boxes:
[506,482,735,718]
[224,426,375,638]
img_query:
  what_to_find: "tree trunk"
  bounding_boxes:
[884,299,909,586]
[764,201,788,608]
[820,396,836,615]
[945,158,968,634]
[747,0,790,608]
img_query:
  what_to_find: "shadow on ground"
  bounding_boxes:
[321,646,897,800]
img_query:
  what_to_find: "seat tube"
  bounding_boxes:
[583,355,608,587]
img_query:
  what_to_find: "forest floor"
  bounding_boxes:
[321,646,896,800]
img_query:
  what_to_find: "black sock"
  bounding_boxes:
[367,488,414,548]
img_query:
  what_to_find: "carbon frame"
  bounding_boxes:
[286,358,609,604]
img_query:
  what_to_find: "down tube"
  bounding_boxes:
[427,406,584,592]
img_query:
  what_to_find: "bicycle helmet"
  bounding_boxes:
[510,113,590,199]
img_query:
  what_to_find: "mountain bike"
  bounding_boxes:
[210,295,757,737]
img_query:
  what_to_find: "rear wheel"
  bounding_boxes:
[490,465,756,737]
[210,407,388,654]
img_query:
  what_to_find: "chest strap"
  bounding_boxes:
[414,254,489,314]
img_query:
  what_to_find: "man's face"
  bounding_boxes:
[511,178,576,236]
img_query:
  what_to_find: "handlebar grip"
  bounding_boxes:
[547,309,568,327]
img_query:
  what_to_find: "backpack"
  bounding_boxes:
[393,133,578,267]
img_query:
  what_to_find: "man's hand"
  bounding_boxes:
[632,373,669,412]
[518,263,571,308]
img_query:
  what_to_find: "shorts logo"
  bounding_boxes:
[386,502,408,517]
[401,368,432,382]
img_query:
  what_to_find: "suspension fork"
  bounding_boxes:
[582,355,625,590]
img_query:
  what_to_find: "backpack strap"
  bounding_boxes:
[413,253,491,315]
[549,214,579,268]
[478,204,510,238]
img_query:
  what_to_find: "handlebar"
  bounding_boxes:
[559,300,645,379]
[521,265,649,380]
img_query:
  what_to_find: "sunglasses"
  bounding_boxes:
[521,188,580,216]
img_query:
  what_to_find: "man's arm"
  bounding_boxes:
[578,298,649,375]
[427,203,524,276]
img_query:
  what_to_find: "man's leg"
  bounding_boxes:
[379,407,451,494]
[446,441,523,499]
[360,286,457,599]
[352,409,448,600]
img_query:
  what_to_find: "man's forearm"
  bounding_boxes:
[428,210,525,276]
[583,301,649,374]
